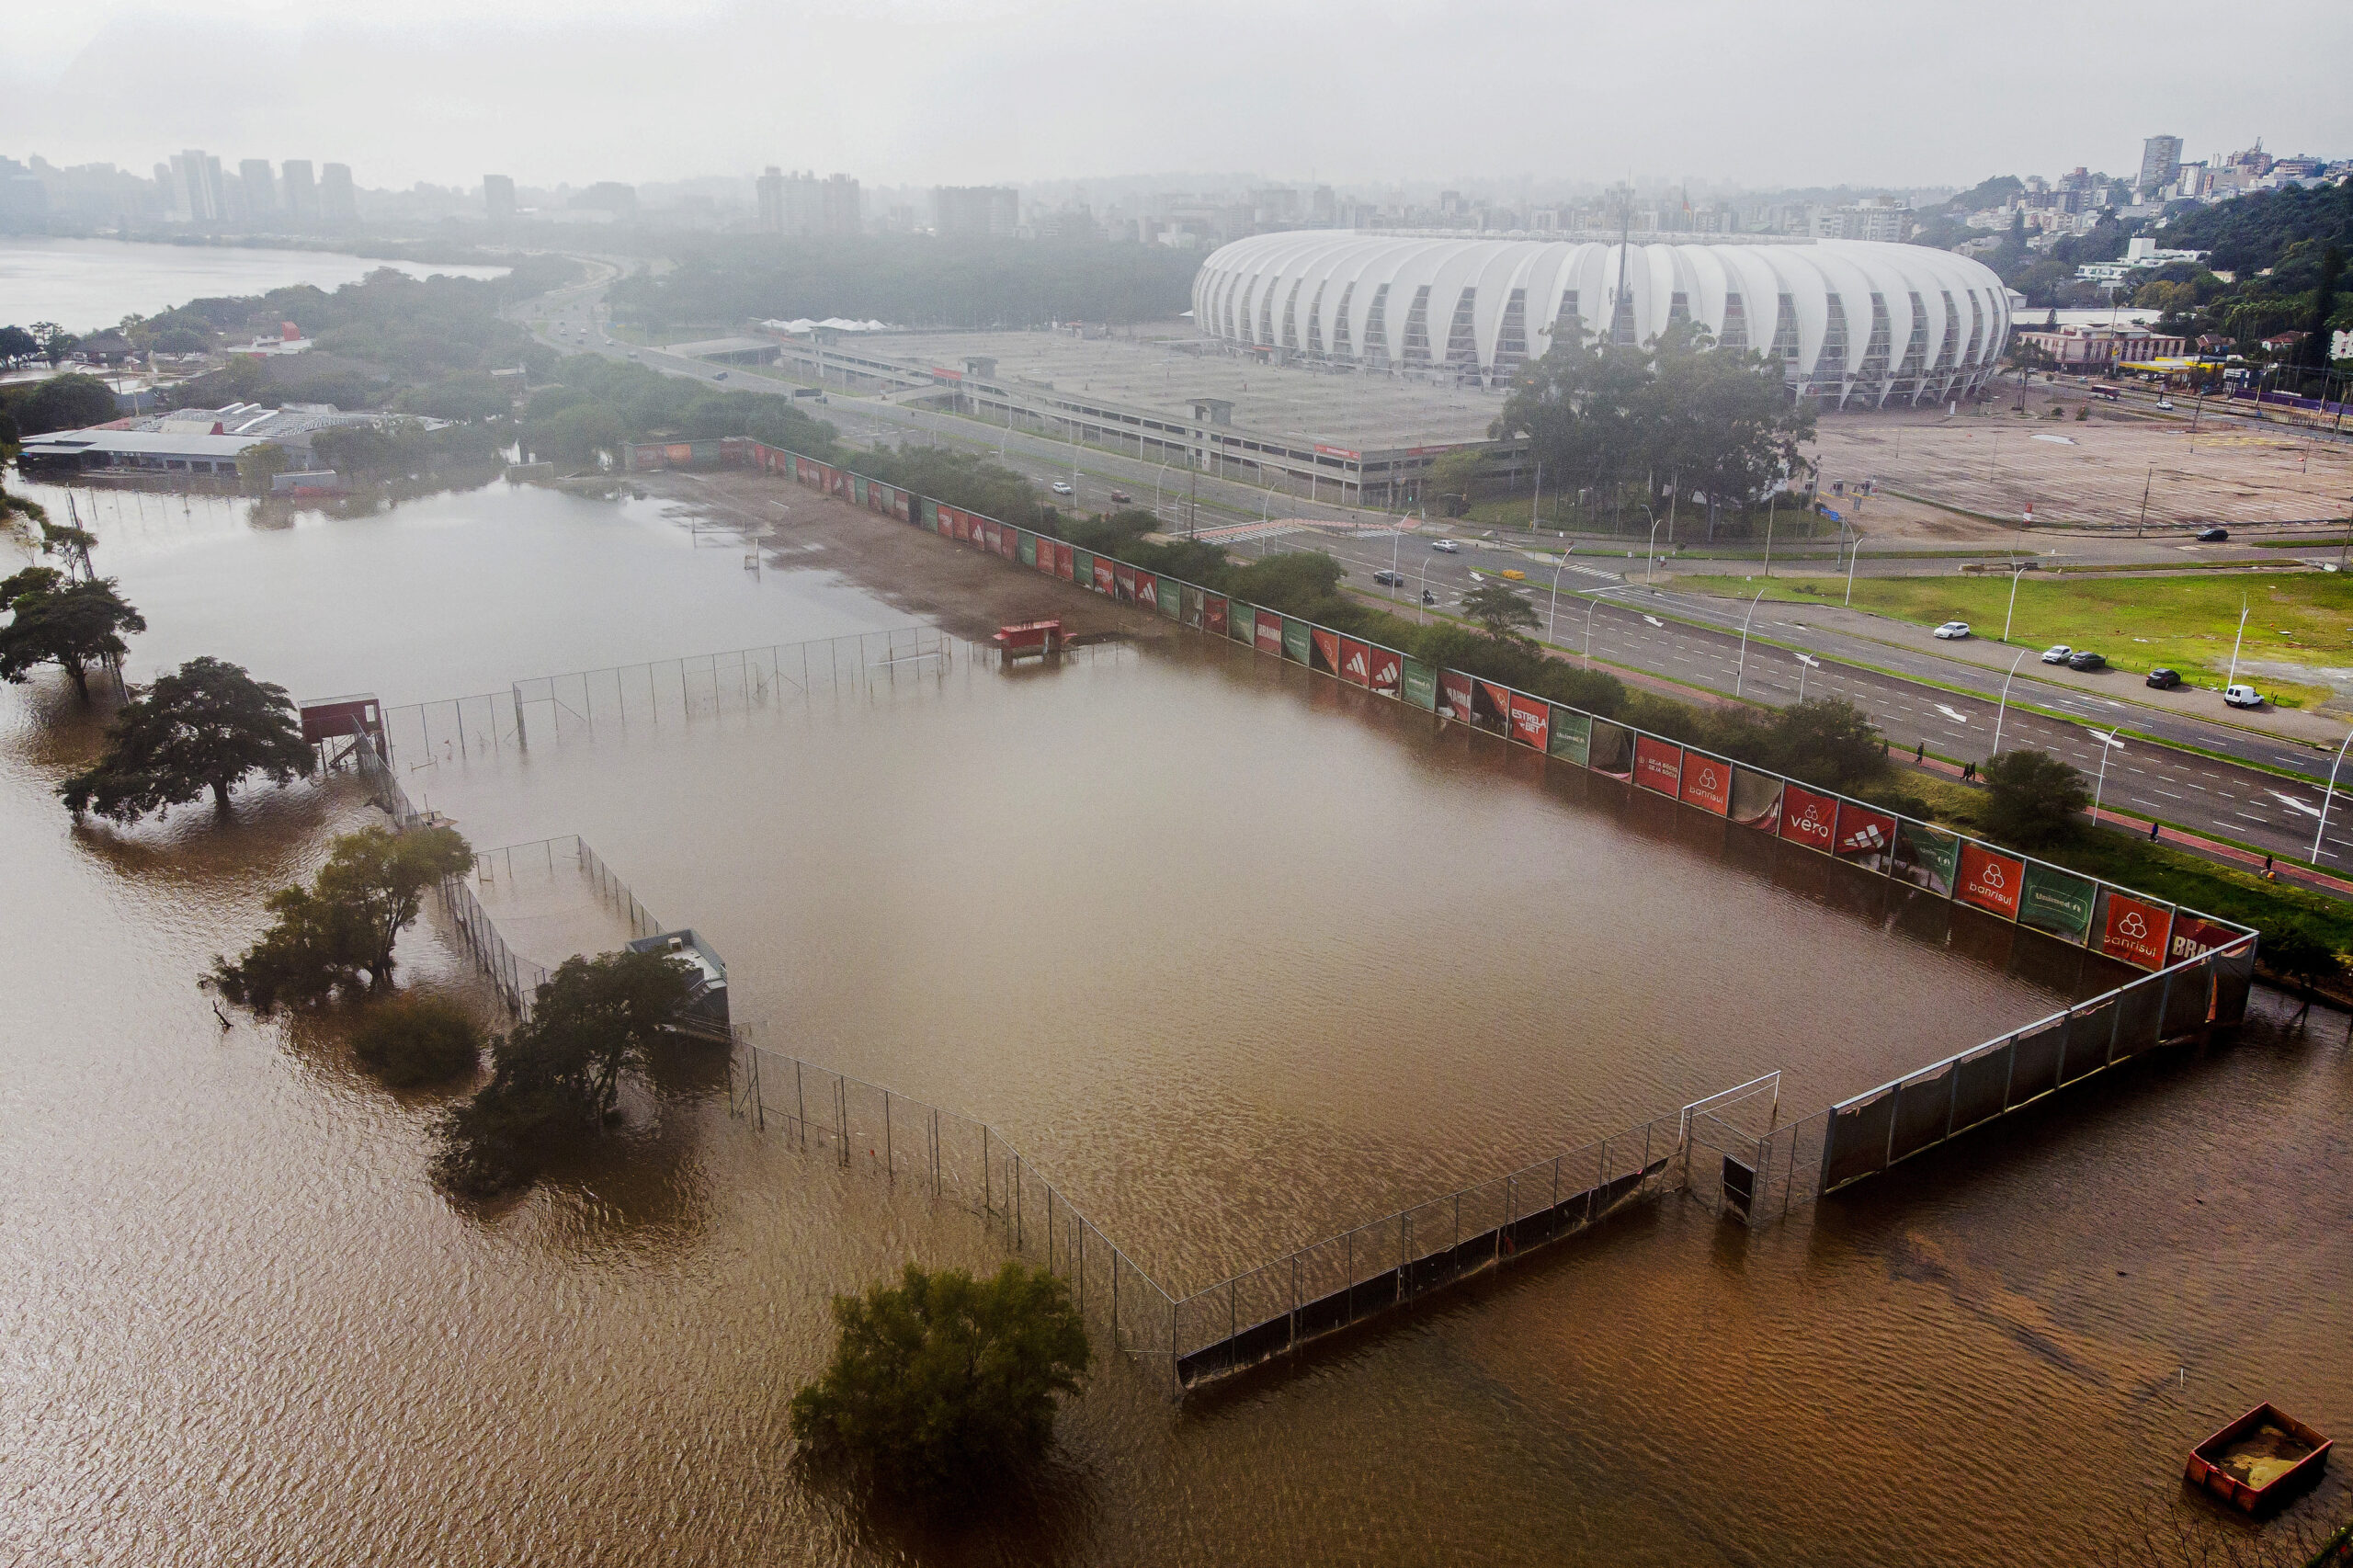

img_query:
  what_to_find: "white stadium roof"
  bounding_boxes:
[1193,232,2012,409]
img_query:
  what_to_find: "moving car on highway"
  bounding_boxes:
[1051,481,1074,495]
[2040,644,2073,664]
[1500,568,1527,581]
[1430,540,1461,553]
[1933,620,1972,640]
[2196,526,2230,542]
[1372,570,1404,586]
[1108,490,1131,504]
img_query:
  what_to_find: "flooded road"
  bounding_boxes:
[3,475,2347,1565]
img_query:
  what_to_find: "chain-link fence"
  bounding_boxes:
[433,835,672,1022]
[377,627,962,767]
[1817,935,2257,1195]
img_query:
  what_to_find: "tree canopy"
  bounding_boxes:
[212,824,474,1009]
[1,373,122,437]
[1977,749,2088,851]
[0,565,144,701]
[790,1262,1089,1498]
[60,655,311,818]
[1461,582,1540,647]
[434,947,697,1196]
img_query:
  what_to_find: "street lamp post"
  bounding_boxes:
[1992,648,2029,756]
[1546,548,1574,642]
[1844,524,1862,606]
[1761,491,1778,578]
[2088,730,2123,821]
[1585,591,1603,669]
[1795,651,1818,701]
[1735,587,1768,699]
[1643,506,1663,585]
[2226,596,2250,688]
[2003,560,2030,642]
[2313,723,2353,864]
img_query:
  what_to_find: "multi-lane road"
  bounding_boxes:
[514,278,2353,876]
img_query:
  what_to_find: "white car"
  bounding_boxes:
[1933,620,1972,640]
[1051,481,1074,495]
[2040,644,2073,665]
[2156,398,2177,411]
[2223,683,2265,709]
[1430,539,1461,553]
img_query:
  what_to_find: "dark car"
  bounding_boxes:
[1108,489,1131,504]
[2067,650,2108,672]
[1372,569,1404,586]
[2146,667,2182,689]
[2196,526,2229,542]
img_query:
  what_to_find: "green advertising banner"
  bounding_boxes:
[1074,548,1096,589]
[1230,603,1256,643]
[919,496,939,531]
[1548,706,1592,765]
[2019,861,2097,942]
[1895,820,1961,896]
[1282,618,1313,664]
[852,475,869,506]
[1401,657,1438,711]
[1018,532,1038,567]
[1158,575,1181,619]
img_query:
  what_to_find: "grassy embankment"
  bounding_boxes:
[1672,570,2353,710]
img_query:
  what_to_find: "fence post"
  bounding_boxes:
[883,1091,892,1181]
[835,1076,848,1168]
[512,684,527,748]
[794,1059,807,1151]
[983,1125,991,1218]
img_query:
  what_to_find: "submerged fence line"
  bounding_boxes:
[372,625,964,771]
[428,834,672,1024]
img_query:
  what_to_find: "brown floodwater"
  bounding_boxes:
[3,476,2347,1566]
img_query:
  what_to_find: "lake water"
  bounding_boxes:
[2,473,2347,1564]
[0,236,513,332]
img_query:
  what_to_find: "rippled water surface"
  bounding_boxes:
[3,477,2347,1565]
[0,235,511,333]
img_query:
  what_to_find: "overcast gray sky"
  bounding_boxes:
[8,0,2348,193]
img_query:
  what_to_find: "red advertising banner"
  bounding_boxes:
[2165,912,2234,966]
[1438,670,1474,721]
[831,470,848,497]
[1779,784,1837,852]
[1365,645,1402,696]
[1337,636,1371,686]
[1205,595,1229,635]
[1254,611,1284,654]
[1508,692,1551,751]
[981,520,1000,554]
[1957,842,2026,920]
[1834,801,1897,862]
[1632,735,1684,796]
[1094,557,1117,594]
[2101,892,2177,971]
[1113,562,1137,601]
[1055,541,1074,581]
[997,526,1017,560]
[1136,573,1159,609]
[1678,751,1732,815]
[665,442,693,464]
[1312,628,1342,674]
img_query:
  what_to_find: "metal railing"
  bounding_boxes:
[438,835,671,1022]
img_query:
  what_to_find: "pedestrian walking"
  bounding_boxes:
[2149,819,2160,842]
[1915,739,1925,763]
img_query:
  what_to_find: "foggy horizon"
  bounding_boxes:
[8,0,2351,194]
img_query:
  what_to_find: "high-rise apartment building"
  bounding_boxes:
[483,174,516,222]
[238,159,276,216]
[2137,135,2183,199]
[756,166,787,232]
[319,164,357,224]
[820,173,860,235]
[281,160,318,222]
[933,185,1018,237]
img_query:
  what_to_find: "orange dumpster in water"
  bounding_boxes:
[2185,1403,2330,1513]
[992,619,1063,661]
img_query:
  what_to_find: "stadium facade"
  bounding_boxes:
[1193,232,2012,409]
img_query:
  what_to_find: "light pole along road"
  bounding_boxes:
[518,279,2353,873]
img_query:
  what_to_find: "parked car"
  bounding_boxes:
[1933,620,1972,640]
[2145,667,2183,689]
[2223,684,2265,709]
[2040,644,2073,665]
[2066,650,2108,672]
[1429,539,1461,553]
[1050,481,1074,495]
[1372,569,1404,586]
[2196,526,2229,542]
[1108,489,1131,504]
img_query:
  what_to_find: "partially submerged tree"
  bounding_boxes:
[353,992,484,1086]
[0,566,145,701]
[212,824,473,1008]
[1977,748,2088,851]
[790,1262,1089,1498]
[2258,918,2342,1024]
[434,948,695,1197]
[59,656,310,817]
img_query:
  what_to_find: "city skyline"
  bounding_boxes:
[5,0,2349,192]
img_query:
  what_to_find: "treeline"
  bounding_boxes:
[1487,327,1816,539]
[1,373,120,440]
[522,354,839,466]
[607,235,1200,331]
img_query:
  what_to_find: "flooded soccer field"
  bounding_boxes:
[3,474,2347,1565]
